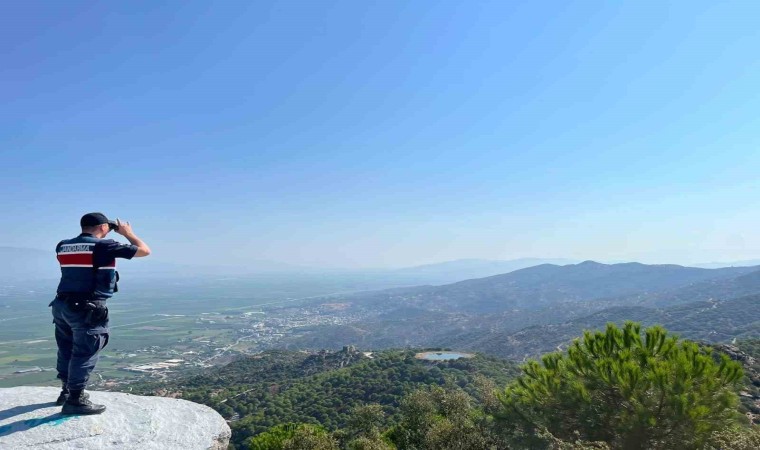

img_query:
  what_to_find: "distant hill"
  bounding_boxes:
[349,260,758,314]
[452,293,760,360]
[389,258,578,284]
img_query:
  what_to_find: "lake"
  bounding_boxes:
[415,351,474,361]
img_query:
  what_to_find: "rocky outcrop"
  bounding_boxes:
[711,343,760,424]
[0,386,230,449]
[711,343,757,367]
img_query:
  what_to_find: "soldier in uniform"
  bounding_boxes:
[51,212,151,414]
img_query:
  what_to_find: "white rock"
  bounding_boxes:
[0,386,231,449]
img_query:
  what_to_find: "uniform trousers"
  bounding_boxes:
[50,297,109,390]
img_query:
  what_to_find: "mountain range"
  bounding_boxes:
[337,260,757,313]
[277,261,760,358]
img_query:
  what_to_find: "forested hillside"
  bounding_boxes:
[133,348,518,448]
[135,324,759,449]
[453,294,760,360]
[617,268,760,307]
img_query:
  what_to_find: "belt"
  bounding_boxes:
[56,293,105,303]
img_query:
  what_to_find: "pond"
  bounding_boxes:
[415,351,474,361]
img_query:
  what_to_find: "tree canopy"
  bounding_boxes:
[496,322,744,449]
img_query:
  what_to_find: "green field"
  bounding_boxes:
[0,275,347,388]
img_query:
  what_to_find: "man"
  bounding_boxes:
[51,212,151,415]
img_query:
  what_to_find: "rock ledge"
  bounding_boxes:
[0,386,231,449]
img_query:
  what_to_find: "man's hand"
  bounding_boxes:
[114,220,151,257]
[114,220,135,237]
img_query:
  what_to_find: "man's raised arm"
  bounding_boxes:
[115,222,151,257]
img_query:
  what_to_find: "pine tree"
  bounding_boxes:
[496,322,744,449]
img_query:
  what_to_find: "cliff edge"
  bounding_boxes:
[0,386,231,449]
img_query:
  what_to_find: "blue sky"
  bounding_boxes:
[2,1,760,268]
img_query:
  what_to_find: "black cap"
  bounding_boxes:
[80,212,111,227]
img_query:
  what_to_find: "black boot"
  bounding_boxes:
[56,385,89,406]
[61,390,105,415]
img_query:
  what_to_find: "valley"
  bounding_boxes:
[2,260,758,394]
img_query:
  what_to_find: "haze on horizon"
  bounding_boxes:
[2,1,760,269]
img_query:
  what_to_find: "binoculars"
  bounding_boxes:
[108,219,121,231]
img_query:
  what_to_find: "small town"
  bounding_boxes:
[93,300,370,388]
